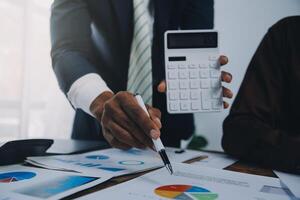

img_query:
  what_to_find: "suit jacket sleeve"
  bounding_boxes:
[50,0,99,94]
[222,20,300,173]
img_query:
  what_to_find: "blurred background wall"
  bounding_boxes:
[0,0,74,142]
[0,0,299,151]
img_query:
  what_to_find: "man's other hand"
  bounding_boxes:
[90,91,161,150]
[158,55,233,109]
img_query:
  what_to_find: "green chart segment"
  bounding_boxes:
[154,185,218,200]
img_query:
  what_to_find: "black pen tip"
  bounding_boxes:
[167,164,173,175]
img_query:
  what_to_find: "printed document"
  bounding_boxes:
[27,147,202,177]
[79,163,294,200]
[275,170,300,198]
[0,164,112,200]
[191,151,237,169]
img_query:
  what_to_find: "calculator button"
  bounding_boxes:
[169,102,179,111]
[201,91,211,110]
[191,101,201,110]
[200,80,210,89]
[188,64,197,69]
[180,102,189,111]
[179,64,187,69]
[212,88,222,98]
[168,81,178,90]
[179,80,189,89]
[189,70,198,79]
[190,80,199,89]
[180,91,189,100]
[212,99,222,110]
[169,91,179,100]
[210,69,220,78]
[209,62,218,68]
[209,55,218,61]
[200,69,209,78]
[168,71,178,79]
[167,64,176,69]
[190,90,200,100]
[199,63,208,68]
[202,100,211,110]
[179,70,188,79]
[211,79,221,88]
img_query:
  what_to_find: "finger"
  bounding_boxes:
[107,120,146,149]
[103,128,131,150]
[157,80,166,93]
[114,92,156,147]
[90,91,114,120]
[120,95,160,140]
[111,138,132,150]
[109,103,153,148]
[127,128,153,149]
[221,71,232,83]
[101,99,120,125]
[223,101,230,109]
[146,106,162,129]
[219,55,228,66]
[222,86,233,98]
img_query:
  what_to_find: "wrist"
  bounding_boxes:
[90,91,114,119]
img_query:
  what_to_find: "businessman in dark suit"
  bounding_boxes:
[51,0,233,149]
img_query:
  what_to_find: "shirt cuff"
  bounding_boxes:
[67,73,112,117]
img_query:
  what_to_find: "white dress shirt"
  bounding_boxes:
[67,0,154,117]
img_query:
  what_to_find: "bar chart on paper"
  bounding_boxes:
[154,185,218,200]
[86,155,109,160]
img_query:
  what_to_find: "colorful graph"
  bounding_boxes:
[118,160,144,165]
[97,167,125,172]
[86,155,109,160]
[17,176,96,198]
[126,149,142,155]
[154,185,218,200]
[0,172,36,183]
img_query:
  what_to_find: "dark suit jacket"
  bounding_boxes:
[223,17,300,173]
[50,0,214,147]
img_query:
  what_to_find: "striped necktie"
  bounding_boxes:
[127,0,153,105]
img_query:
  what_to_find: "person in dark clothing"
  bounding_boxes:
[223,16,300,174]
[51,0,233,149]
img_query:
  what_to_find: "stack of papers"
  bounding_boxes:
[26,147,202,177]
[0,164,112,200]
[0,147,202,200]
[79,163,294,200]
[3,147,299,200]
[191,151,238,169]
[275,170,300,199]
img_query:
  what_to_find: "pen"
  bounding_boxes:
[135,94,173,175]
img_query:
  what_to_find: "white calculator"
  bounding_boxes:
[164,30,223,114]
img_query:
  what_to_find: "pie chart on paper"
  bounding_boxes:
[0,172,36,183]
[154,185,218,200]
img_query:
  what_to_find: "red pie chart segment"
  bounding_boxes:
[154,185,218,200]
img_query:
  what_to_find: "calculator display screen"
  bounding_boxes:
[167,32,217,49]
